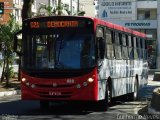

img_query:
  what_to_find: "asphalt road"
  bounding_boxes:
[0,95,148,120]
[0,75,160,120]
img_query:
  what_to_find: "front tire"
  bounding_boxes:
[133,77,139,100]
[129,76,139,101]
[97,85,109,111]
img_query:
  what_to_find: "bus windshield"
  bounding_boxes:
[24,31,95,70]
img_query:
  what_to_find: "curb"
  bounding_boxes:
[0,90,21,97]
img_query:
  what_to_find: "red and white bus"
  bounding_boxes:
[14,16,148,110]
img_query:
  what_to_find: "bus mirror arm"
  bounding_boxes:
[13,30,23,56]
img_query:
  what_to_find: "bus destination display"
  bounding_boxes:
[30,21,81,29]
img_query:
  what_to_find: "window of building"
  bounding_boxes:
[137,9,157,20]
[145,11,150,19]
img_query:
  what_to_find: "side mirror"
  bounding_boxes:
[13,30,23,56]
[98,37,105,59]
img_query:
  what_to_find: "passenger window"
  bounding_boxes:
[122,34,126,46]
[106,44,114,59]
[128,36,132,47]
[122,34,128,59]
[115,32,120,44]
[114,32,122,59]
[105,29,115,59]
[105,29,112,44]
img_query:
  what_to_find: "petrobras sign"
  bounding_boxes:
[107,20,157,29]
[99,0,136,20]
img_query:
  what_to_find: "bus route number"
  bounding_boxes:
[30,22,40,28]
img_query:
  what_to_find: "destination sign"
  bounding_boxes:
[30,21,80,28]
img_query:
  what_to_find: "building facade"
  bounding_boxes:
[36,0,85,16]
[0,0,37,24]
[95,0,158,69]
[0,0,94,24]
[80,0,95,17]
[0,0,13,24]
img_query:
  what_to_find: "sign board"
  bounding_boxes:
[107,20,157,29]
[99,0,136,20]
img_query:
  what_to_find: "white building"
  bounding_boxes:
[13,0,36,24]
[35,0,85,16]
[95,0,158,69]
[80,0,95,17]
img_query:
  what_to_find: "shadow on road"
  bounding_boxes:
[0,100,94,116]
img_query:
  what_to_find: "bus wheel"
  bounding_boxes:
[98,85,109,111]
[130,76,139,101]
[40,100,49,109]
[134,76,139,100]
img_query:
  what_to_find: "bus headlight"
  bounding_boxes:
[26,82,30,86]
[87,78,94,83]
[83,82,88,87]
[22,78,26,82]
[31,84,36,88]
[76,84,81,88]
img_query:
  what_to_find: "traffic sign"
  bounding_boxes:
[0,2,4,14]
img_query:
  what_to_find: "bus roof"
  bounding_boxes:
[93,17,146,38]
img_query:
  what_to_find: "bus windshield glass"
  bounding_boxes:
[24,30,95,70]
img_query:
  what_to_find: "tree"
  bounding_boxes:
[0,15,20,87]
[37,1,68,16]
[22,0,34,20]
[37,4,53,16]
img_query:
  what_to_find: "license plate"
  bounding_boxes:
[49,92,61,96]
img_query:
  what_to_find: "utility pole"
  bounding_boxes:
[70,0,72,15]
[157,0,160,68]
[58,0,61,15]
[77,0,79,15]
[48,0,52,7]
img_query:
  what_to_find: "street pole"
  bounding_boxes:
[70,0,72,15]
[48,0,52,7]
[77,0,79,15]
[157,0,160,68]
[58,0,61,15]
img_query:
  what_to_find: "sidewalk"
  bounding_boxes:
[138,75,160,117]
[0,78,21,97]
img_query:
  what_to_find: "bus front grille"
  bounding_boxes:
[38,91,72,99]
[36,84,75,89]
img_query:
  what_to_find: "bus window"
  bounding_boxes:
[96,27,104,38]
[114,32,122,59]
[105,29,112,44]
[128,36,134,59]
[128,35,132,47]
[106,45,114,59]
[122,34,126,46]
[97,26,105,59]
[137,38,142,59]
[143,39,148,60]
[122,34,128,59]
[133,37,138,59]
[105,29,114,59]
[115,32,120,44]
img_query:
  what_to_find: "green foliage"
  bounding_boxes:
[0,14,21,86]
[77,11,85,16]
[8,66,14,78]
